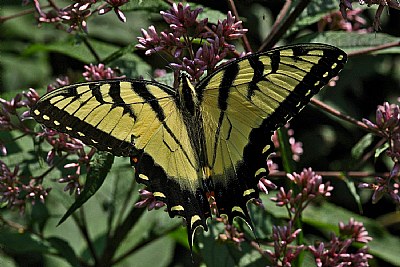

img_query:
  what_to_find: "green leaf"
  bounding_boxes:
[0,51,50,93]
[263,196,400,266]
[248,3,274,42]
[375,142,389,158]
[102,43,138,65]
[0,230,50,253]
[0,6,61,43]
[120,0,169,12]
[102,44,152,79]
[351,133,374,160]
[31,202,50,232]
[248,201,275,239]
[276,127,295,173]
[295,32,400,54]
[199,219,265,267]
[23,38,121,64]
[0,254,16,267]
[117,236,175,267]
[47,237,80,267]
[286,0,340,35]
[58,152,114,225]
[197,6,226,25]
[113,208,181,259]
[342,175,363,213]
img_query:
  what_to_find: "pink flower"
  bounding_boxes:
[134,189,166,211]
[98,0,129,23]
[82,63,125,81]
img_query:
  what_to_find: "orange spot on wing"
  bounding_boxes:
[206,191,215,198]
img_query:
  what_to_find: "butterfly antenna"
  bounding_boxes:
[147,47,176,73]
[147,47,181,88]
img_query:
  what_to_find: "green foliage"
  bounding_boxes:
[24,38,120,64]
[286,0,340,35]
[352,133,374,160]
[0,230,51,253]
[46,237,80,267]
[297,32,400,53]
[276,127,295,173]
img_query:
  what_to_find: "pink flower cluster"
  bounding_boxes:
[0,161,51,213]
[136,2,248,82]
[271,168,333,219]
[32,0,129,33]
[362,102,400,204]
[309,218,373,267]
[340,0,400,31]
[266,218,372,266]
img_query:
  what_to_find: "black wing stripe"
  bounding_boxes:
[206,62,240,166]
[91,83,106,104]
[124,82,193,166]
[34,99,134,156]
[247,55,264,99]
[218,63,239,111]
[131,81,166,122]
[107,82,138,119]
[270,50,280,73]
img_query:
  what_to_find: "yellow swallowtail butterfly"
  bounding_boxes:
[31,43,347,248]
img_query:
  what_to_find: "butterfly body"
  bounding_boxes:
[31,44,347,248]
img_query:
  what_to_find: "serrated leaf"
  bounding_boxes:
[351,133,373,159]
[58,152,114,225]
[47,237,80,267]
